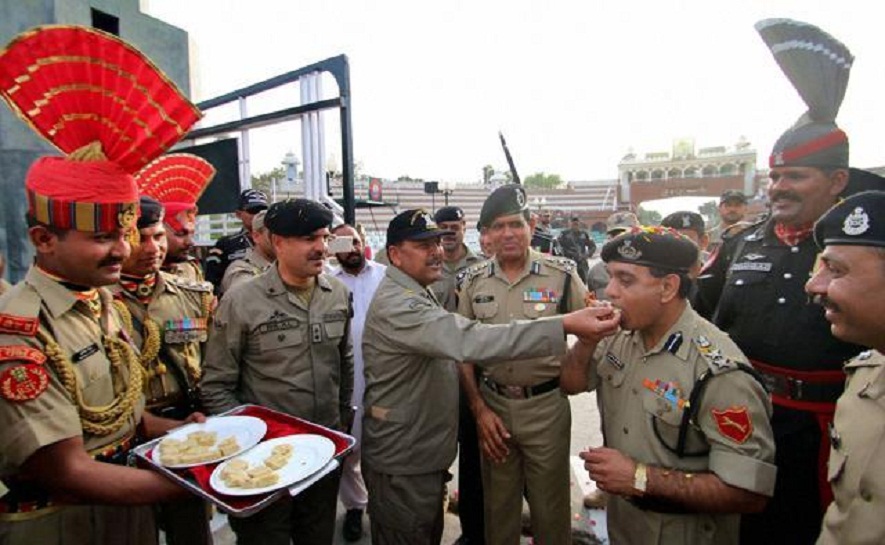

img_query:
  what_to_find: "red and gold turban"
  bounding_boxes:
[136,153,215,232]
[0,26,202,233]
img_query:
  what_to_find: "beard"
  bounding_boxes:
[338,251,365,271]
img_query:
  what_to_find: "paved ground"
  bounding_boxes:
[196,391,608,545]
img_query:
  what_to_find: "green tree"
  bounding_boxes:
[523,172,563,189]
[251,166,285,197]
[636,206,662,226]
[698,199,719,228]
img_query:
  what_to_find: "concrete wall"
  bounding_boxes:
[0,0,191,282]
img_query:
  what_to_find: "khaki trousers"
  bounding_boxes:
[363,464,446,545]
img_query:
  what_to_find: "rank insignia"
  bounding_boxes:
[642,378,689,410]
[1,364,49,402]
[0,345,46,365]
[0,313,39,336]
[711,406,753,444]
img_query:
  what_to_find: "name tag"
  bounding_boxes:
[72,343,100,363]
[730,262,773,272]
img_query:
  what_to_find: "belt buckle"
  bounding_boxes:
[787,376,804,400]
[504,385,526,400]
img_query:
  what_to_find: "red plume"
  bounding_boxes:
[136,153,215,205]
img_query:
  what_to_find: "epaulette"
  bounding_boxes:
[693,335,738,375]
[166,274,213,293]
[723,216,766,242]
[541,255,576,274]
[0,284,42,337]
[456,260,493,291]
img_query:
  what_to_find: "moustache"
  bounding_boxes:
[426,258,442,268]
[770,190,801,203]
[810,293,839,312]
[308,252,325,261]
[98,256,123,267]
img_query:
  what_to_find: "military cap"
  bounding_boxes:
[720,189,748,205]
[814,191,885,248]
[843,168,885,198]
[252,209,268,232]
[137,196,165,229]
[478,184,528,228]
[264,198,333,236]
[606,212,639,235]
[387,208,453,247]
[602,226,699,273]
[661,211,706,237]
[239,189,269,212]
[434,206,465,223]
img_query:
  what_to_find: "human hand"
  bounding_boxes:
[579,447,640,497]
[182,411,207,425]
[474,404,511,464]
[563,305,621,343]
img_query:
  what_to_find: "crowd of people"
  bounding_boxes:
[1,18,885,545]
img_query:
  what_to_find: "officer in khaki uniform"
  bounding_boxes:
[458,185,587,545]
[430,206,484,312]
[110,196,214,545]
[0,25,204,545]
[219,210,274,296]
[561,227,776,545]
[804,191,885,545]
[361,208,620,545]
[202,198,354,545]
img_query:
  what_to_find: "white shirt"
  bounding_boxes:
[330,259,386,441]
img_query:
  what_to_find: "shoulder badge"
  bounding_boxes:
[0,364,49,402]
[0,345,46,365]
[711,406,753,444]
[0,313,39,336]
[542,255,576,274]
[456,261,492,291]
[694,335,737,374]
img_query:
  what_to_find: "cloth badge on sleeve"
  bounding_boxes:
[642,378,689,410]
[0,314,39,336]
[0,345,47,365]
[711,406,753,444]
[1,364,50,402]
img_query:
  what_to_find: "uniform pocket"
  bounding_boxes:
[324,319,346,339]
[597,357,627,388]
[257,327,304,352]
[473,300,498,320]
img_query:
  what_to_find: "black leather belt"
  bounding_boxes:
[752,366,844,404]
[481,376,559,400]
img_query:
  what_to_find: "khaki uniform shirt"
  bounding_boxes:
[0,279,10,297]
[361,266,568,475]
[164,257,205,284]
[430,244,484,312]
[201,266,353,430]
[109,272,212,408]
[587,305,776,545]
[457,250,587,386]
[0,267,147,542]
[818,350,885,545]
[219,248,272,296]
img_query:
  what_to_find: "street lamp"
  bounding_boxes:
[532,196,547,211]
[439,180,457,206]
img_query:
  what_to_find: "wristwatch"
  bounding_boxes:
[633,462,648,495]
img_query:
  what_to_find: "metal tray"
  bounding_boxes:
[132,404,356,517]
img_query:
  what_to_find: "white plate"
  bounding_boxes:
[155,416,268,468]
[209,434,336,496]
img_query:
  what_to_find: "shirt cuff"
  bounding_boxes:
[709,449,777,496]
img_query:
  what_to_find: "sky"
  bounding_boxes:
[143,0,885,191]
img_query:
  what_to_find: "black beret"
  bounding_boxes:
[602,226,699,273]
[719,190,748,204]
[843,168,885,198]
[238,189,268,212]
[814,191,885,249]
[387,209,453,247]
[478,184,528,228]
[264,198,334,236]
[661,211,705,236]
[137,196,164,229]
[434,206,464,223]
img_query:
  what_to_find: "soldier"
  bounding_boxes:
[561,226,777,544]
[586,212,639,301]
[201,198,353,545]
[660,211,709,270]
[0,24,204,544]
[329,223,386,542]
[478,221,495,259]
[109,196,213,544]
[457,185,588,545]
[361,208,619,545]
[557,216,596,282]
[804,191,885,545]
[695,20,866,544]
[219,210,274,296]
[707,190,749,253]
[431,206,484,311]
[530,210,560,256]
[204,189,269,291]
